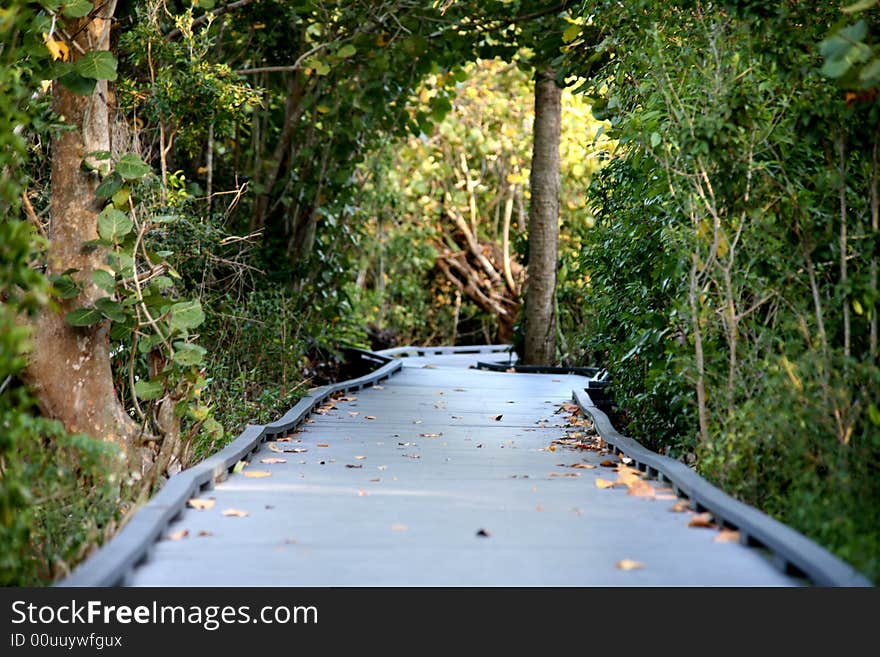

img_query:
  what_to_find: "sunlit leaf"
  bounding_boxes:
[688,512,715,528]
[714,529,741,543]
[222,508,249,517]
[74,50,117,81]
[187,498,216,510]
[243,470,271,478]
[616,559,645,571]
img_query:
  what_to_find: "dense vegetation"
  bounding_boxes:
[0,0,877,583]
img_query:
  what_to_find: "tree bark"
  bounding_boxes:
[24,2,144,460]
[523,70,561,365]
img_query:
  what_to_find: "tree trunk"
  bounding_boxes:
[522,70,561,365]
[24,1,144,460]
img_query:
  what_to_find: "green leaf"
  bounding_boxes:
[232,460,246,474]
[111,187,130,209]
[107,251,134,277]
[92,269,116,294]
[95,172,123,200]
[134,379,164,400]
[50,272,82,299]
[169,300,205,331]
[869,403,880,427]
[62,0,93,18]
[650,132,661,148]
[115,153,151,180]
[65,306,103,327]
[95,296,127,323]
[58,71,96,95]
[822,56,852,79]
[562,24,581,44]
[172,342,207,366]
[859,58,880,85]
[73,51,118,81]
[336,44,356,58]
[843,0,878,13]
[152,275,174,290]
[97,207,133,242]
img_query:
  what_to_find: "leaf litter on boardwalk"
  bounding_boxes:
[222,509,249,517]
[187,498,215,510]
[616,559,645,571]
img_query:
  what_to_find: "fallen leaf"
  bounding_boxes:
[285,447,308,453]
[616,559,645,571]
[348,411,360,417]
[357,490,368,497]
[615,465,643,487]
[372,385,384,390]
[222,508,249,517]
[490,414,504,421]
[317,443,329,448]
[599,459,617,467]
[369,477,381,482]
[355,455,366,460]
[715,529,741,543]
[345,464,363,469]
[187,498,215,510]
[391,523,408,532]
[377,465,387,470]
[420,432,442,438]
[627,479,656,498]
[365,416,377,420]
[268,443,282,453]
[422,364,437,369]
[243,470,271,478]
[670,500,691,513]
[595,478,616,489]
[402,453,421,459]
[197,531,213,537]
[505,367,516,373]
[476,528,491,537]
[688,512,716,528]
[548,472,580,478]
[570,463,596,469]
[260,457,287,464]
[548,444,557,452]
[535,505,545,512]
[454,388,467,392]
[232,460,246,474]
[165,529,189,541]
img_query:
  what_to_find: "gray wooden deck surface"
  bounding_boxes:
[128,352,799,586]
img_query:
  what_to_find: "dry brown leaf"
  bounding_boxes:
[548,444,556,452]
[165,529,189,541]
[391,523,408,532]
[197,530,213,537]
[243,470,271,478]
[627,479,656,498]
[615,465,643,487]
[267,442,282,453]
[490,414,503,421]
[715,529,741,543]
[357,490,369,497]
[670,500,691,513]
[688,512,716,528]
[187,498,216,510]
[571,463,596,469]
[535,505,545,512]
[616,559,645,571]
[285,447,308,453]
[317,443,329,448]
[422,364,437,369]
[365,416,377,420]
[260,457,287,464]
[595,478,616,489]
[599,459,617,467]
[222,508,249,517]
[346,464,363,469]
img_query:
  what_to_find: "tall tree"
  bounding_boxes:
[24,1,143,460]
[522,68,561,365]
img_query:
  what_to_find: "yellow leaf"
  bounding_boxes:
[222,508,249,517]
[627,479,656,498]
[43,34,69,62]
[688,512,715,528]
[186,498,215,510]
[595,478,615,489]
[715,529,741,543]
[616,559,645,571]
[243,470,272,478]
[853,299,864,316]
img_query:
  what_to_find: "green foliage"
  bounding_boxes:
[572,0,880,580]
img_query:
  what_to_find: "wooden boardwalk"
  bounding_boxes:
[124,351,800,586]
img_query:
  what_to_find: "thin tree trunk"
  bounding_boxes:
[522,70,561,365]
[870,140,878,359]
[24,1,144,460]
[837,134,850,360]
[689,257,710,444]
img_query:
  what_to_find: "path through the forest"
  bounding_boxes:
[125,351,799,586]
